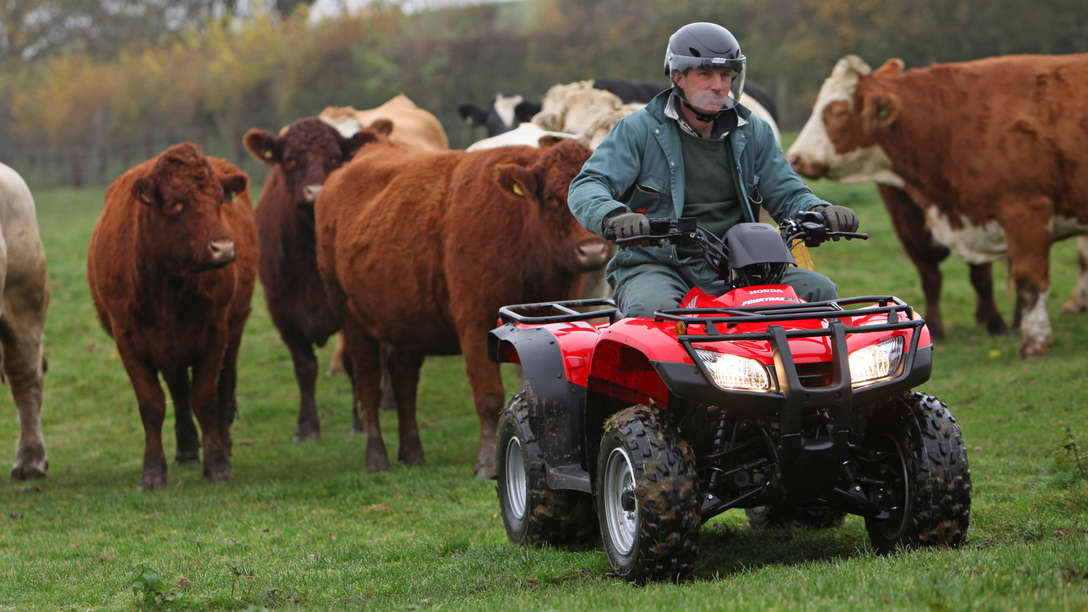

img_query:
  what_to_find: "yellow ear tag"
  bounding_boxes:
[140,193,151,203]
[263,150,273,159]
[512,181,525,197]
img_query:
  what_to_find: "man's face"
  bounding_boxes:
[674,66,734,114]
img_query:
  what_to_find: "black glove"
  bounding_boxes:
[603,210,651,240]
[820,205,859,233]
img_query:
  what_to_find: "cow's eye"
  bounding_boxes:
[167,202,184,214]
[286,158,297,169]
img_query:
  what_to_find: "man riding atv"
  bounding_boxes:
[568,21,859,317]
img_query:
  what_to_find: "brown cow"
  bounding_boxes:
[315,140,610,478]
[788,54,1088,357]
[88,143,259,488]
[243,118,378,441]
[1,163,50,480]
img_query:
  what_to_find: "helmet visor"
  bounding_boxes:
[671,56,746,106]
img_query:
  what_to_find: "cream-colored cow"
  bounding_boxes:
[0,163,49,480]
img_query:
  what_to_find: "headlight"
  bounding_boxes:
[848,336,904,387]
[694,349,772,392]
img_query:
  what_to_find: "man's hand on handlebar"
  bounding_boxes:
[819,205,860,233]
[603,210,650,240]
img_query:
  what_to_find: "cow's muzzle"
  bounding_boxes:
[788,153,828,179]
[202,238,237,269]
[574,239,611,271]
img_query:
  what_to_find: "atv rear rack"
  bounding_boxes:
[498,298,620,325]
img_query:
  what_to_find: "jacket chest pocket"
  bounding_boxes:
[625,182,664,213]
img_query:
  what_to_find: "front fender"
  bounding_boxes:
[488,323,594,466]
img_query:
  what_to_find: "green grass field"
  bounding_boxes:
[1,178,1086,610]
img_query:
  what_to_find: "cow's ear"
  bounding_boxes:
[341,130,379,159]
[497,163,539,202]
[458,104,488,126]
[220,172,248,202]
[132,177,158,207]
[874,58,905,76]
[243,128,280,166]
[514,100,541,123]
[366,118,394,137]
[534,111,560,131]
[861,90,900,136]
[537,135,564,148]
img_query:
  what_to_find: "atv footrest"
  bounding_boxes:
[546,464,591,493]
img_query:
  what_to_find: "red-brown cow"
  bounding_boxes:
[315,140,610,478]
[243,118,377,441]
[88,143,259,488]
[788,54,1088,357]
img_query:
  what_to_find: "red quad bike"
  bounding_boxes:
[488,213,972,582]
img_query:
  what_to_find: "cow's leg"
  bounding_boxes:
[280,326,321,442]
[386,346,425,466]
[1060,235,1088,314]
[217,329,245,457]
[341,321,388,471]
[1001,198,1055,358]
[877,185,950,340]
[161,367,199,464]
[379,342,398,413]
[115,343,169,489]
[1,295,48,480]
[458,325,504,480]
[189,345,231,483]
[968,262,1009,335]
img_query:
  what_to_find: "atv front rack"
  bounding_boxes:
[656,295,917,336]
[498,297,620,325]
[654,295,928,406]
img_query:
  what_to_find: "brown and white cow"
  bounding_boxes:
[788,56,1010,340]
[88,143,259,488]
[244,118,379,441]
[315,139,610,478]
[319,94,449,150]
[0,163,49,480]
[789,54,1088,357]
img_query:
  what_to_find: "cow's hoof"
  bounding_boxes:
[175,450,200,464]
[204,464,233,483]
[11,461,47,481]
[365,442,390,472]
[473,462,496,480]
[1060,301,1087,315]
[398,446,426,466]
[1019,338,1053,359]
[292,427,320,443]
[140,472,167,490]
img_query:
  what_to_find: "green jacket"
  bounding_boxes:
[568,90,830,285]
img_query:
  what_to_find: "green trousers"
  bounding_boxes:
[612,263,839,318]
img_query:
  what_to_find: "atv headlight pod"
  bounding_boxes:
[848,336,904,387]
[694,349,772,392]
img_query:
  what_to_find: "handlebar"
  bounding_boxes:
[603,213,867,250]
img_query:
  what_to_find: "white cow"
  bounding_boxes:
[0,163,50,480]
[465,123,584,152]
